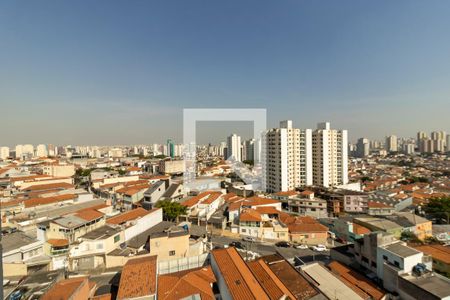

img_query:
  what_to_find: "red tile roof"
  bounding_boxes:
[181,191,222,208]
[74,209,104,222]
[158,267,216,300]
[117,255,158,299]
[413,244,450,264]
[353,224,371,235]
[41,277,89,300]
[368,201,393,209]
[20,182,74,191]
[247,259,295,300]
[47,239,69,247]
[23,194,77,208]
[240,209,262,222]
[106,208,157,225]
[211,247,269,300]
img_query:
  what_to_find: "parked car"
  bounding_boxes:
[275,241,291,248]
[242,236,257,242]
[294,244,308,249]
[229,241,244,249]
[311,244,327,252]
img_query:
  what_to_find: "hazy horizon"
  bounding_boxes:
[1,1,449,146]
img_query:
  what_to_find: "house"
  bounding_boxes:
[300,263,365,300]
[274,190,328,218]
[210,247,270,300]
[353,217,403,239]
[69,225,124,271]
[117,255,158,300]
[367,201,396,216]
[258,254,320,299]
[45,209,106,243]
[412,244,450,276]
[125,221,191,260]
[327,261,387,300]
[238,208,289,241]
[116,183,150,210]
[389,212,432,240]
[181,191,224,225]
[41,276,94,300]
[281,215,328,245]
[2,231,47,275]
[106,207,163,241]
[158,266,216,300]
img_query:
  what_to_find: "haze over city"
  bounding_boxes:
[1,0,450,146]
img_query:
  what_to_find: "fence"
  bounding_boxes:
[158,253,210,274]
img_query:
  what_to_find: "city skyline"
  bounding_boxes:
[1,1,450,145]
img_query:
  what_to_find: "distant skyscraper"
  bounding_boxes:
[167,139,175,158]
[36,144,49,157]
[263,120,312,193]
[0,147,10,160]
[242,139,255,162]
[447,134,450,152]
[15,144,34,159]
[356,138,370,158]
[312,122,348,187]
[226,134,242,162]
[431,131,447,152]
[417,131,427,147]
[385,135,398,152]
[403,143,415,155]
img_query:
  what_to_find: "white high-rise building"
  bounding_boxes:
[385,135,398,152]
[15,144,34,159]
[226,134,242,162]
[447,134,450,152]
[36,144,49,157]
[263,120,312,193]
[312,122,348,188]
[0,147,10,160]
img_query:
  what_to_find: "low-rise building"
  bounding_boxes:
[117,255,158,300]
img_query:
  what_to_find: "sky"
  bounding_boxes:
[1,0,449,146]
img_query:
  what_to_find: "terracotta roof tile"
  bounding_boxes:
[23,194,77,208]
[41,277,89,300]
[117,255,158,299]
[211,247,269,300]
[240,209,262,222]
[47,239,69,247]
[106,208,158,225]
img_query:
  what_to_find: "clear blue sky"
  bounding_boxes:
[1,0,449,145]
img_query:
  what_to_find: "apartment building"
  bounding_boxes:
[312,122,348,187]
[226,133,242,162]
[263,120,312,193]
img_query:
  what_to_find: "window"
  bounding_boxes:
[394,261,400,267]
[96,243,103,250]
[383,255,388,260]
[169,250,176,256]
[114,235,120,243]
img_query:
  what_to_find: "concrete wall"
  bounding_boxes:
[124,208,163,241]
[3,263,27,277]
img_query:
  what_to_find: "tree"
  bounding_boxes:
[361,176,373,182]
[423,197,450,224]
[155,200,187,221]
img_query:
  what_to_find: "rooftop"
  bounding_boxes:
[106,207,157,225]
[300,263,364,300]
[2,231,40,253]
[383,242,421,258]
[260,254,319,299]
[117,255,158,300]
[211,247,269,300]
[158,267,216,300]
[400,272,450,299]
[81,225,122,240]
[41,277,90,300]
[412,244,450,264]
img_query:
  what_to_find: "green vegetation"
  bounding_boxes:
[423,197,450,224]
[361,176,373,182]
[118,169,127,175]
[400,231,421,243]
[75,168,92,177]
[153,154,167,159]
[155,200,187,221]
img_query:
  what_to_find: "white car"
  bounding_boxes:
[294,244,308,249]
[311,244,327,252]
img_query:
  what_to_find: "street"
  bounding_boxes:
[210,235,331,265]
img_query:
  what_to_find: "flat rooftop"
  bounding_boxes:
[2,231,40,253]
[81,225,121,240]
[383,242,421,258]
[300,263,364,300]
[401,272,450,299]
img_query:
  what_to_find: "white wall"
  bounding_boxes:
[124,208,163,241]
